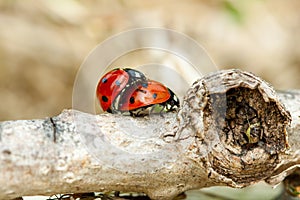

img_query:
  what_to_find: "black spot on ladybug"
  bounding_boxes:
[102,77,108,83]
[102,96,109,102]
[115,80,121,86]
[130,97,135,104]
[153,93,157,99]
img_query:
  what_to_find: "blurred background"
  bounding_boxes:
[0,0,300,121]
[1,1,299,199]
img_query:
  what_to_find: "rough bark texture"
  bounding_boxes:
[0,69,299,200]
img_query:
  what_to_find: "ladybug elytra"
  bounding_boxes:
[96,68,180,116]
[96,68,147,112]
[113,80,180,116]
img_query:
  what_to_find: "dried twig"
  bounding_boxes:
[0,69,299,200]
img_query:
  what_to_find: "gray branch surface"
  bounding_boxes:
[0,69,299,200]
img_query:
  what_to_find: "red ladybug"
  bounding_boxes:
[96,68,147,112]
[112,80,180,116]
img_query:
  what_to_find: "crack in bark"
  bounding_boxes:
[50,117,57,143]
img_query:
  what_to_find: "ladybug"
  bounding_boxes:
[96,68,147,112]
[112,80,180,116]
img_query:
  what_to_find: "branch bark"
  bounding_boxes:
[0,69,299,200]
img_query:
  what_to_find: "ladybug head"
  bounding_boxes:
[166,89,180,111]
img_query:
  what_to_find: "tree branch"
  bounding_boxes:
[0,69,299,200]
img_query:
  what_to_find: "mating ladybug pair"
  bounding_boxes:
[96,68,180,116]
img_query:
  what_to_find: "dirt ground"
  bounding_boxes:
[0,0,299,121]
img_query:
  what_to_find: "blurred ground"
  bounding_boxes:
[0,0,299,121]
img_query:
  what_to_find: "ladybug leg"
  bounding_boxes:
[138,107,149,117]
[129,110,136,117]
[129,108,145,117]
[158,104,166,118]
[136,109,142,117]
[148,105,158,116]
